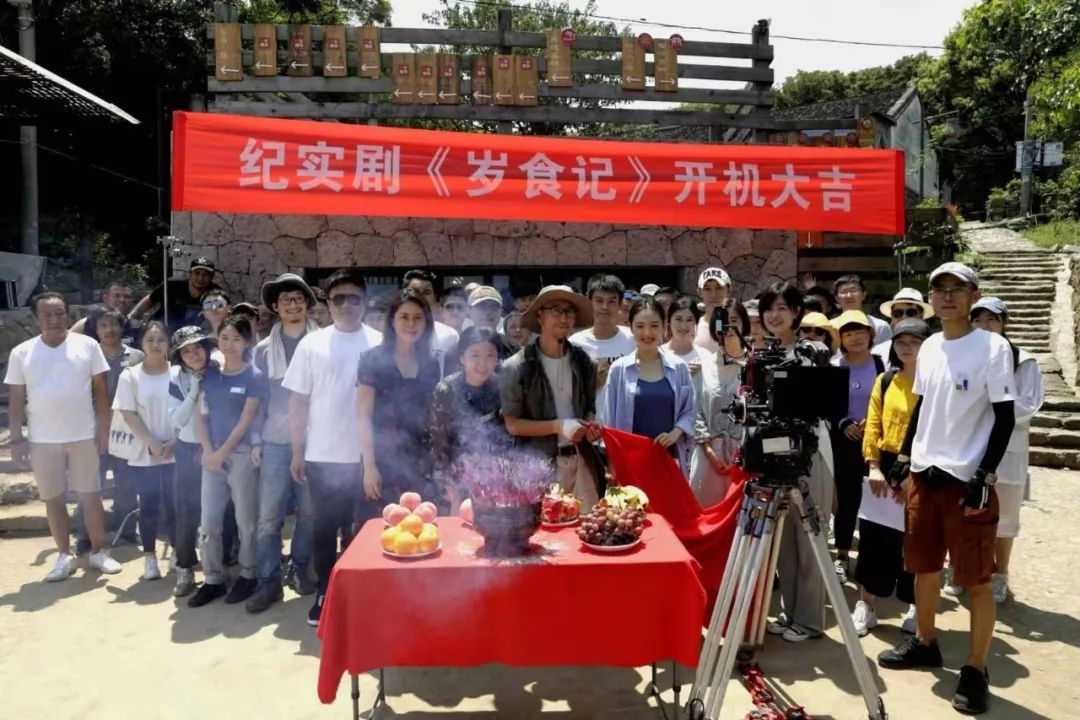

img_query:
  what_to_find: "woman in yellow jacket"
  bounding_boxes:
[852,318,929,637]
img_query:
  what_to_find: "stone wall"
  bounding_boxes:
[1071,255,1080,387]
[172,212,797,303]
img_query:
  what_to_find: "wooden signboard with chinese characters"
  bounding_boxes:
[620,37,646,90]
[286,24,312,77]
[213,23,243,81]
[858,117,876,148]
[252,24,277,76]
[545,29,573,87]
[416,53,438,105]
[493,54,516,106]
[653,39,678,92]
[322,26,347,77]
[437,54,460,105]
[515,56,539,106]
[471,56,493,106]
[392,53,416,104]
[358,26,381,78]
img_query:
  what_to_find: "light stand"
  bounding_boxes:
[155,234,186,328]
[687,478,887,720]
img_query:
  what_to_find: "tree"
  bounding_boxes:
[773,53,936,110]
[242,0,391,24]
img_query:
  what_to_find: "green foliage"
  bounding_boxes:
[1021,219,1080,248]
[774,54,936,110]
[241,0,391,25]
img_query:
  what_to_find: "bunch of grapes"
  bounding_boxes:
[576,506,645,547]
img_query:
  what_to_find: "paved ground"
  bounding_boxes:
[961,221,1049,255]
[2,467,1079,720]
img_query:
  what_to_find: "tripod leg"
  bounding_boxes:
[788,488,887,720]
[753,517,786,649]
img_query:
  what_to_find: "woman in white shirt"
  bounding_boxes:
[662,295,703,371]
[113,322,176,581]
[970,297,1044,603]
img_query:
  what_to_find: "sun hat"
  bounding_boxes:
[697,267,731,289]
[468,285,503,307]
[879,287,935,320]
[799,312,839,348]
[832,309,876,336]
[522,285,593,332]
[929,261,979,289]
[640,283,661,297]
[189,256,215,273]
[891,318,931,341]
[261,272,316,311]
[169,325,217,363]
[970,296,1008,320]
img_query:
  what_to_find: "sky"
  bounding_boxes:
[386,0,979,87]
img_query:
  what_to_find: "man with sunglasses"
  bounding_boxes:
[834,273,892,345]
[131,257,221,335]
[873,288,935,363]
[877,262,1015,716]
[282,269,382,628]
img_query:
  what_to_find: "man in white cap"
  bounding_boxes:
[459,286,518,361]
[694,266,732,352]
[499,286,602,507]
[877,262,1015,716]
[873,288,935,363]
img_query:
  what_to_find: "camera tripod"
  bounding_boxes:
[687,477,887,720]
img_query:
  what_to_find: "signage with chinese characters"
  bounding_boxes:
[546,28,573,88]
[358,26,381,78]
[493,54,516,106]
[653,38,678,92]
[172,111,905,235]
[515,56,539,106]
[621,37,646,91]
[392,53,416,104]
[286,25,312,77]
[322,26,347,77]
[252,24,277,76]
[471,56,493,106]
[213,23,243,82]
[858,117,875,148]
[437,54,460,105]
[417,53,438,105]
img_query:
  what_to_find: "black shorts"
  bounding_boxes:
[854,518,915,604]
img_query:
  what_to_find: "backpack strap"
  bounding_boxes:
[880,369,895,401]
[872,353,886,376]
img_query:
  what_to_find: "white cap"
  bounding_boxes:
[697,267,731,290]
[640,283,660,296]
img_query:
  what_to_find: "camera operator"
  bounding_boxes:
[758,282,836,643]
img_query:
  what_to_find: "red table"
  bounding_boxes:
[317,515,706,714]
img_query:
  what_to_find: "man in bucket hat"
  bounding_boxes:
[499,285,603,507]
[247,273,320,613]
[873,288,935,363]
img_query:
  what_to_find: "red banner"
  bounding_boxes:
[172,111,905,235]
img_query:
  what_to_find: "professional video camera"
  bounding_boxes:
[712,308,849,482]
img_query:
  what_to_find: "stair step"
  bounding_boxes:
[1043,395,1080,412]
[1032,412,1080,430]
[1030,447,1080,470]
[1030,427,1080,448]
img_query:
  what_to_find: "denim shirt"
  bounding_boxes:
[603,350,696,474]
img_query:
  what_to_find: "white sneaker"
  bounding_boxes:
[852,600,877,637]
[44,553,77,582]
[992,573,1010,603]
[142,554,161,581]
[942,567,964,596]
[88,549,122,574]
[782,624,821,643]
[901,603,917,634]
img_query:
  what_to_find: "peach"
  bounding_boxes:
[413,504,437,524]
[382,503,403,524]
[459,498,474,524]
[386,505,410,526]
[399,491,423,511]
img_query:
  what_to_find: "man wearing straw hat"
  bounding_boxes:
[499,285,603,508]
[873,288,934,363]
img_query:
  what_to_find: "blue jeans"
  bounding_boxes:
[255,442,312,587]
[199,446,258,585]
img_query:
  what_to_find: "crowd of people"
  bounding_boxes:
[4,254,1042,715]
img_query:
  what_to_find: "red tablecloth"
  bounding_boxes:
[317,515,706,703]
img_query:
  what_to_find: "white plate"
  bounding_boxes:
[382,543,442,560]
[581,538,642,553]
[542,515,580,528]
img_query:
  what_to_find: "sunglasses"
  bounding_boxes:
[330,293,364,307]
[202,299,227,311]
[891,307,923,319]
[799,327,828,339]
[443,302,466,312]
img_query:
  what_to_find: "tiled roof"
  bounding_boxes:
[772,88,909,123]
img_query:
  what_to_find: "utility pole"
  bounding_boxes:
[10,0,39,255]
[1020,88,1035,216]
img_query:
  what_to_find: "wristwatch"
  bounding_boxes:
[973,468,998,486]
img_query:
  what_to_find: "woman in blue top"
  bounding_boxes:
[603,296,695,476]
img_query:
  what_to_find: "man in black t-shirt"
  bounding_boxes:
[130,257,220,335]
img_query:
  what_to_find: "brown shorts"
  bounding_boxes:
[30,440,101,501]
[903,468,999,588]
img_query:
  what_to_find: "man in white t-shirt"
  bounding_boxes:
[877,263,1015,716]
[569,274,635,406]
[4,292,122,581]
[694,266,732,352]
[282,269,382,628]
[402,269,459,376]
[834,273,892,344]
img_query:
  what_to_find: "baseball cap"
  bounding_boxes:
[970,296,1008,319]
[697,267,731,289]
[744,299,760,318]
[640,283,661,297]
[929,262,978,288]
[891,318,931,341]
[190,256,215,272]
[468,285,503,307]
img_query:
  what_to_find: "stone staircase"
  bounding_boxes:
[976,251,1080,469]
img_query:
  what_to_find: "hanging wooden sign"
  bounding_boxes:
[358,26,381,78]
[493,54,516,106]
[286,25,312,77]
[471,56,493,106]
[392,53,416,104]
[515,56,539,106]
[416,53,438,105]
[213,23,243,81]
[252,24,277,76]
[546,29,573,88]
[323,25,347,77]
[858,117,876,148]
[437,54,460,105]
[620,37,646,91]
[653,38,678,92]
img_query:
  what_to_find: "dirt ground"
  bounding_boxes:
[2,467,1079,720]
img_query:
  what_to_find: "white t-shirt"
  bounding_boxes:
[869,315,892,344]
[4,333,109,443]
[282,324,383,463]
[113,365,175,467]
[432,320,460,376]
[539,351,576,446]
[663,343,700,367]
[871,339,891,364]
[694,316,721,353]
[911,329,1015,482]
[569,325,635,365]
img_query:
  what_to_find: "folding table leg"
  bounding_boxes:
[672,662,681,720]
[351,675,360,720]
